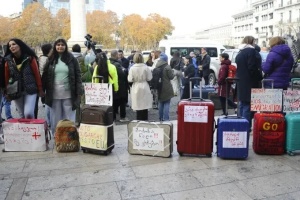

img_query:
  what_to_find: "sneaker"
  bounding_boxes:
[119,117,130,122]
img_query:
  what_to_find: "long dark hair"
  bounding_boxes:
[5,38,37,59]
[48,38,70,64]
[96,52,109,83]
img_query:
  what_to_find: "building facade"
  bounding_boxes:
[43,0,105,15]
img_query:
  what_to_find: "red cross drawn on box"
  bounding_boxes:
[32,132,41,140]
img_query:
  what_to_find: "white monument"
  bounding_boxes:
[68,0,87,47]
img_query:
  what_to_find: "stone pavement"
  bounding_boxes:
[1,98,300,199]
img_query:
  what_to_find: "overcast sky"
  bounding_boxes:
[0,0,245,35]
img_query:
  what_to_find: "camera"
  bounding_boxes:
[84,34,96,49]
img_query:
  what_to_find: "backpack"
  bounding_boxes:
[151,64,166,90]
[227,65,237,81]
[55,119,80,152]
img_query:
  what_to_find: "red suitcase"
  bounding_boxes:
[253,113,285,155]
[177,77,214,157]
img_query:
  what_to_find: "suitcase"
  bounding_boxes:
[253,113,285,155]
[127,120,173,157]
[55,119,80,152]
[177,77,214,157]
[2,119,50,152]
[252,79,286,155]
[216,78,249,159]
[192,85,216,99]
[80,105,114,155]
[285,78,300,156]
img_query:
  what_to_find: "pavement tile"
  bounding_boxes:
[132,158,209,178]
[162,183,252,200]
[117,172,201,199]
[0,161,25,174]
[25,167,135,191]
[0,179,13,195]
[22,153,120,173]
[131,195,164,200]
[235,171,300,199]
[23,182,121,200]
[263,190,300,200]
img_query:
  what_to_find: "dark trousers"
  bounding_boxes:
[219,96,237,114]
[181,83,193,99]
[199,70,209,85]
[136,109,148,121]
[113,97,127,120]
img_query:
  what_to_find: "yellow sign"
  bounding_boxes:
[79,123,108,150]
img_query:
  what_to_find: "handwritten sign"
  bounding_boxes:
[184,106,208,123]
[283,89,300,112]
[132,127,164,151]
[251,89,282,112]
[223,131,247,148]
[84,83,112,106]
[3,122,46,151]
[79,123,109,150]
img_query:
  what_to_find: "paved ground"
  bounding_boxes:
[1,97,300,200]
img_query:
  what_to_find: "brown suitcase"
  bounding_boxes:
[79,105,114,155]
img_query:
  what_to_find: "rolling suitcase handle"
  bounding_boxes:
[225,77,239,117]
[291,78,300,90]
[189,77,203,100]
[93,75,104,83]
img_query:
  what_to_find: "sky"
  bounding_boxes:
[0,0,245,36]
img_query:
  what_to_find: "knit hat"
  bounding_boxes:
[160,52,168,62]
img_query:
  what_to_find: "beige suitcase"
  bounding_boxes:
[127,121,173,158]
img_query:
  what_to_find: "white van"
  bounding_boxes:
[159,39,226,85]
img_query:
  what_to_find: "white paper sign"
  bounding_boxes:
[3,122,46,151]
[184,106,208,123]
[251,89,282,112]
[283,89,300,112]
[222,131,247,148]
[84,83,113,106]
[132,127,164,151]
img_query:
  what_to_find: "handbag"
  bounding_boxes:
[6,79,22,100]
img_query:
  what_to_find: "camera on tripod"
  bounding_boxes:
[84,34,96,49]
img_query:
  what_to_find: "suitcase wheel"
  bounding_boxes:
[2,149,5,152]
[178,152,183,156]
[288,151,295,156]
[206,153,212,157]
[82,149,87,153]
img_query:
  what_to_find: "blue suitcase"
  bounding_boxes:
[285,112,300,156]
[192,85,216,99]
[216,78,249,159]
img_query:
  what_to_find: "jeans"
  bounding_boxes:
[0,92,2,124]
[14,94,37,119]
[158,99,171,121]
[2,96,13,119]
[239,101,251,131]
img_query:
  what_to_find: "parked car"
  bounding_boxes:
[222,49,240,67]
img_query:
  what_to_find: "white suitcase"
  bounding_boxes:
[127,120,173,158]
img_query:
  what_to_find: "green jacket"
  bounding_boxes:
[156,60,175,102]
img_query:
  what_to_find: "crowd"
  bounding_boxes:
[0,35,295,139]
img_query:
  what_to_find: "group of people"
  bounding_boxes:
[0,35,294,137]
[218,35,294,133]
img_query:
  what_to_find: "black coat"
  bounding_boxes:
[42,52,83,110]
[199,54,211,77]
[235,47,262,102]
[109,58,128,100]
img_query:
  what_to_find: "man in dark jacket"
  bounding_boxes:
[118,50,129,70]
[197,48,211,85]
[236,36,262,132]
[110,50,129,122]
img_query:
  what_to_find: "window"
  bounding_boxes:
[232,52,238,63]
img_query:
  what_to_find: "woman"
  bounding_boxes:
[92,52,118,91]
[3,38,44,119]
[145,50,154,67]
[170,51,184,96]
[181,55,195,99]
[217,53,237,115]
[128,53,153,120]
[42,38,83,134]
[262,36,294,90]
[235,36,262,132]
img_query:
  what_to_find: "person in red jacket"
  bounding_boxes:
[3,38,44,119]
[217,53,237,115]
